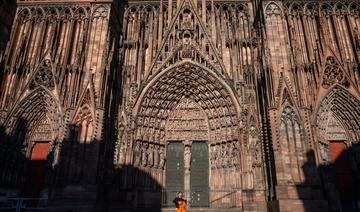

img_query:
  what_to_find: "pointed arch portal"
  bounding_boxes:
[316,85,360,210]
[2,86,61,197]
[133,60,240,144]
[132,61,242,207]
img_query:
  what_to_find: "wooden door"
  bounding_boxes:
[23,142,49,198]
[329,141,355,211]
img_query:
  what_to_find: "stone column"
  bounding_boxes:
[183,140,192,204]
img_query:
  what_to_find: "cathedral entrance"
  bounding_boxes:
[316,87,360,212]
[164,99,210,207]
[132,61,241,209]
[329,141,355,211]
[23,142,50,198]
[165,141,209,207]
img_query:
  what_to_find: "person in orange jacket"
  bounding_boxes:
[173,192,187,212]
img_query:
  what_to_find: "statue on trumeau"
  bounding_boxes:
[184,146,191,169]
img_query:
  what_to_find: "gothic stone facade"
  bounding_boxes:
[0,0,360,211]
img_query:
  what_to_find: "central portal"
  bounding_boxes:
[133,63,241,209]
[165,141,209,207]
[165,98,210,207]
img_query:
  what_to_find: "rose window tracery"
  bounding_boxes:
[29,60,56,90]
[322,56,348,89]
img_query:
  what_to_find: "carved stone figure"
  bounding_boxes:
[133,141,142,167]
[184,146,191,169]
[320,143,330,162]
[118,141,127,166]
[153,145,160,168]
[216,145,222,169]
[141,142,148,166]
[147,143,154,167]
[210,145,217,169]
[226,143,232,167]
[221,145,228,168]
[159,146,166,169]
[231,142,239,167]
[252,142,262,168]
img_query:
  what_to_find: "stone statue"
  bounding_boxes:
[184,146,191,169]
[118,141,127,166]
[252,142,262,168]
[320,143,330,162]
[234,142,241,168]
[226,143,232,167]
[133,141,142,166]
[210,145,217,169]
[147,143,154,167]
[154,145,160,168]
[216,145,222,168]
[221,145,228,168]
[114,141,120,165]
[141,142,148,166]
[159,146,166,169]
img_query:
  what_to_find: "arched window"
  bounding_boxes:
[279,106,305,183]
[68,106,94,183]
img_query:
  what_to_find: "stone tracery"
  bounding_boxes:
[322,57,349,89]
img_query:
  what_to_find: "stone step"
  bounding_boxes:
[91,209,243,212]
[161,208,242,212]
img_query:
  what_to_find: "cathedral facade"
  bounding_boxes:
[0,0,359,211]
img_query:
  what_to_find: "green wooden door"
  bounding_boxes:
[190,141,209,207]
[165,142,184,206]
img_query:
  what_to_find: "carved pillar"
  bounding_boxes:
[192,0,197,10]
[183,140,192,202]
[168,0,173,26]
[211,0,216,45]
[158,0,163,48]
[202,0,206,24]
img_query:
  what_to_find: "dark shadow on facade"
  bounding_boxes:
[0,118,28,197]
[100,165,163,212]
[48,125,163,212]
[298,145,360,212]
[0,122,164,211]
[0,0,16,88]
[0,0,16,56]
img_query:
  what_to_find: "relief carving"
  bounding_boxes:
[210,141,240,169]
[133,140,166,169]
[166,98,209,141]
